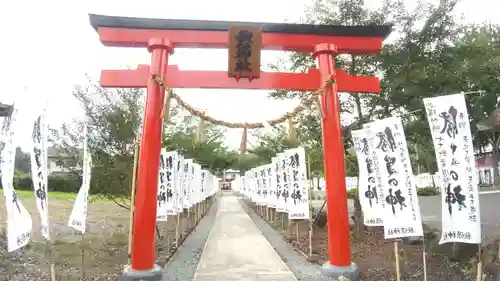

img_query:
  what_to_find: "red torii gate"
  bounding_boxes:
[89,14,391,281]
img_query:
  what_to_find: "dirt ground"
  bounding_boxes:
[0,193,212,281]
[249,203,500,281]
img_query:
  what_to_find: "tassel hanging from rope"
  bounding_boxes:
[315,96,325,119]
[160,89,173,121]
[160,89,173,142]
[287,117,298,145]
[194,117,206,144]
[239,128,248,154]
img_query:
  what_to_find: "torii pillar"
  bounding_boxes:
[89,13,392,281]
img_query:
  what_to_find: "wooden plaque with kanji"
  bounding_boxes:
[228,26,262,79]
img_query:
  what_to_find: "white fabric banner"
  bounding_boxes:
[286,147,310,220]
[193,163,202,204]
[365,117,423,239]
[175,154,184,213]
[68,125,92,233]
[352,128,384,226]
[257,166,267,205]
[264,164,274,207]
[191,163,200,205]
[182,159,193,209]
[1,107,33,252]
[156,148,168,221]
[319,178,326,191]
[201,169,209,202]
[311,177,318,190]
[157,149,177,221]
[268,158,278,208]
[424,94,481,244]
[249,168,257,202]
[30,111,50,239]
[275,153,287,212]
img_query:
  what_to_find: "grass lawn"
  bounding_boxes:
[0,188,202,280]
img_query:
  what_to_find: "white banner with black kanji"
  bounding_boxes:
[175,154,184,213]
[30,110,50,239]
[68,124,92,233]
[365,117,423,239]
[424,94,481,244]
[285,147,310,220]
[352,128,383,226]
[2,107,33,252]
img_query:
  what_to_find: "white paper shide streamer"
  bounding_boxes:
[286,147,310,220]
[1,107,33,252]
[68,125,92,233]
[365,117,423,239]
[30,110,50,239]
[424,94,481,244]
[352,129,383,226]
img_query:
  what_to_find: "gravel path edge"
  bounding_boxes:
[161,198,219,281]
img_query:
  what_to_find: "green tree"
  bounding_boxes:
[51,78,242,209]
[15,147,31,175]
[50,76,143,208]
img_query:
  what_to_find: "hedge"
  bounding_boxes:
[2,175,82,193]
[346,186,439,199]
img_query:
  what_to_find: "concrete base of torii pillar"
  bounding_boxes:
[121,265,163,281]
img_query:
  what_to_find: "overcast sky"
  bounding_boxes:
[0,0,498,152]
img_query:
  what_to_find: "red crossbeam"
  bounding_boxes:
[100,65,380,93]
[98,27,384,54]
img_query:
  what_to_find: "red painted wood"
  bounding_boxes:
[130,38,173,271]
[100,65,380,93]
[98,27,384,54]
[314,43,353,267]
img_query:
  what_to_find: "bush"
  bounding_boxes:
[48,176,81,193]
[2,174,81,193]
[417,187,440,196]
[347,187,438,199]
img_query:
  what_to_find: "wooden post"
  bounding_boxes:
[175,212,180,248]
[295,222,300,242]
[394,240,401,281]
[127,135,140,264]
[306,153,314,257]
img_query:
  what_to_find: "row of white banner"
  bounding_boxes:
[1,106,92,252]
[155,150,220,221]
[233,147,311,220]
[353,93,481,243]
[236,94,481,245]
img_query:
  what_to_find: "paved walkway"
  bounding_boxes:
[194,194,297,281]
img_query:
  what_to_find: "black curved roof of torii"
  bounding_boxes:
[89,14,393,38]
[0,103,13,117]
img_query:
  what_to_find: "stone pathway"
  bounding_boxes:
[193,194,297,281]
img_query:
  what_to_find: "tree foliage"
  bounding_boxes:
[50,78,247,209]
[262,0,500,178]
